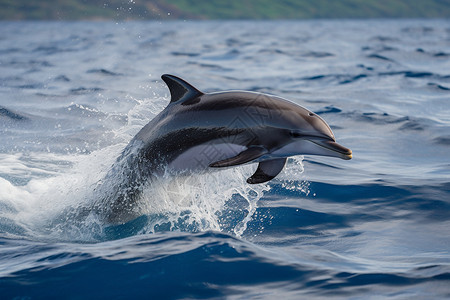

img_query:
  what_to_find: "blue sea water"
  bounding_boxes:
[0,19,450,299]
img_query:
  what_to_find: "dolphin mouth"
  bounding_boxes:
[310,140,352,160]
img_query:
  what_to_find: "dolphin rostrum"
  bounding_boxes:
[97,74,352,223]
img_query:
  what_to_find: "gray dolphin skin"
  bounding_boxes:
[99,74,352,223]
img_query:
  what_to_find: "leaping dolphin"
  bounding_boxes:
[97,74,352,223]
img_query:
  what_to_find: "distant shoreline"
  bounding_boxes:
[1,0,450,21]
[0,18,448,23]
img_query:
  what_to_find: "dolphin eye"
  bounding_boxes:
[308,112,315,117]
[290,131,302,138]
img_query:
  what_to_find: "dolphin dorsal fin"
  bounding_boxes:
[161,74,203,105]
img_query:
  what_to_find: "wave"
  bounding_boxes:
[86,68,123,76]
[427,82,450,91]
[301,73,368,85]
[0,107,29,121]
[70,87,104,95]
[367,53,396,62]
[1,230,449,299]
[301,70,449,87]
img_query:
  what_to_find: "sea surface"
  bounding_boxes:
[1,20,450,299]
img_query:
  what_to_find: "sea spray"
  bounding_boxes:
[1,141,307,242]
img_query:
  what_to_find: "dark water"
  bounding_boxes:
[1,20,450,299]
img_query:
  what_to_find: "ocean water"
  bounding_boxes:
[1,19,450,299]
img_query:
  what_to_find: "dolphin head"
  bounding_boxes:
[269,101,352,160]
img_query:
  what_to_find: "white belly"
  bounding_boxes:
[168,143,247,172]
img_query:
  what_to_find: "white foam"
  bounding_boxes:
[0,145,308,242]
[136,165,272,236]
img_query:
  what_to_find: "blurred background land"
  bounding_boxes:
[1,0,450,20]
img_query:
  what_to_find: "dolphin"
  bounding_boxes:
[96,74,352,223]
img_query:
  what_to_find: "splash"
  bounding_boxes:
[136,166,272,237]
[0,146,307,242]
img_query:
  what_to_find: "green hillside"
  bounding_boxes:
[1,0,450,20]
[171,0,450,19]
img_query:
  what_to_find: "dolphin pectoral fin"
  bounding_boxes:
[247,158,286,184]
[161,74,204,105]
[209,146,268,168]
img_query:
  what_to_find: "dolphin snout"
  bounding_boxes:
[310,139,352,160]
